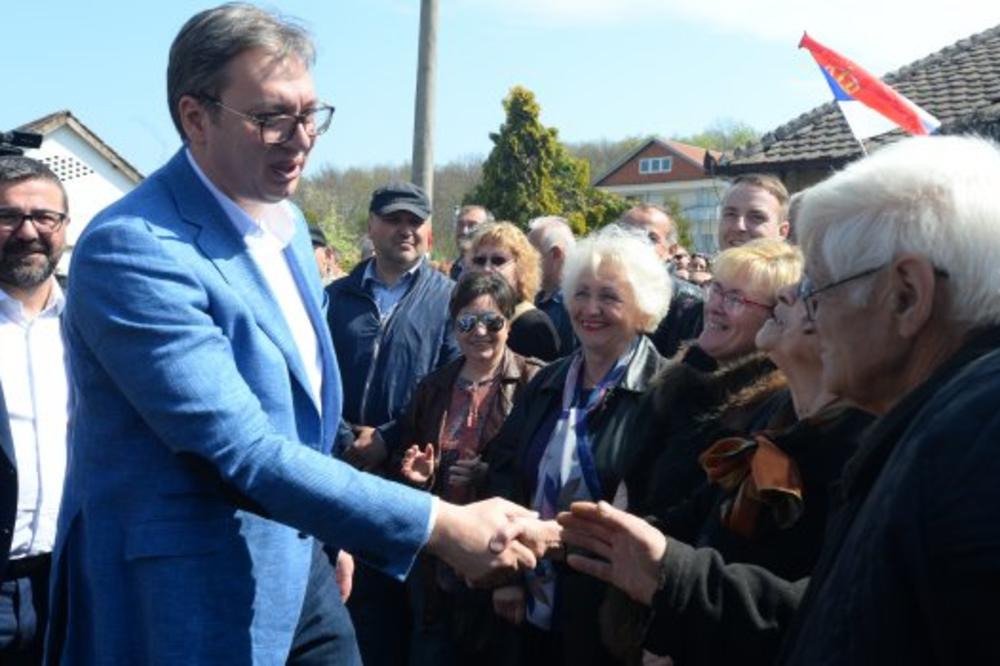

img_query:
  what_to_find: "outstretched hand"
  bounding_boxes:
[426,497,539,588]
[557,501,667,606]
[401,443,435,486]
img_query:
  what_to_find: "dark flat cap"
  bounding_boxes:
[369,181,431,220]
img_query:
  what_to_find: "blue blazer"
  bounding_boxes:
[48,150,434,665]
[0,383,14,580]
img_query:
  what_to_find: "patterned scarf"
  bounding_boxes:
[525,338,638,630]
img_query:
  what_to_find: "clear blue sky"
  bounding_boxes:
[4,1,998,178]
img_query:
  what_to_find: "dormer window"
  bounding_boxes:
[639,156,672,174]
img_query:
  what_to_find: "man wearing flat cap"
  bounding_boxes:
[325,180,459,666]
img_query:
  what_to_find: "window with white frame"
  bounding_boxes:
[639,156,673,174]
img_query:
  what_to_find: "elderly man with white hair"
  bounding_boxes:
[528,215,578,355]
[553,135,1000,666]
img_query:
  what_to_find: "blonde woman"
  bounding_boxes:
[469,222,562,361]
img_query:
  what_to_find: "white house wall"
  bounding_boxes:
[24,126,136,273]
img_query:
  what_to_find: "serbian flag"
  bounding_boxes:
[799,32,940,141]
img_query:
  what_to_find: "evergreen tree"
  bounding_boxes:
[467,86,628,234]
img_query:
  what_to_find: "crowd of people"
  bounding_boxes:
[2,4,999,666]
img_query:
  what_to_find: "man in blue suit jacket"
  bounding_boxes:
[47,5,538,664]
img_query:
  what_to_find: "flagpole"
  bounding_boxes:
[855,137,869,157]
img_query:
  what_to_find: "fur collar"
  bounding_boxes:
[650,345,787,422]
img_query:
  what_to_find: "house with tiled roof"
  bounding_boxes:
[594,137,726,252]
[15,110,143,273]
[716,24,1000,191]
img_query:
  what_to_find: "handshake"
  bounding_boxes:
[424,497,564,587]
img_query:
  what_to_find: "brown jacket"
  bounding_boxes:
[396,348,544,497]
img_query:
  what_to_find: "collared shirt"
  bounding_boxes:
[362,258,422,320]
[0,282,68,558]
[186,152,438,541]
[185,150,323,411]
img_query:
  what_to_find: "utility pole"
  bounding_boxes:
[411,0,438,197]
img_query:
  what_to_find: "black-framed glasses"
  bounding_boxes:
[472,254,512,268]
[704,281,773,313]
[799,265,886,322]
[0,208,68,233]
[201,97,335,145]
[799,263,949,322]
[455,312,506,333]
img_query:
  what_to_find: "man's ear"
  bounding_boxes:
[778,220,791,239]
[178,95,210,147]
[890,253,939,339]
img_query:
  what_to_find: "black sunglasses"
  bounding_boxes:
[455,312,506,333]
[472,255,511,268]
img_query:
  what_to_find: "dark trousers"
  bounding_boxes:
[0,556,51,666]
[347,562,409,666]
[287,542,362,666]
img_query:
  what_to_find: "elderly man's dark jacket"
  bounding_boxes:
[0,383,14,580]
[637,327,1000,666]
[325,258,460,457]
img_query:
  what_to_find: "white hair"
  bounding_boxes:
[798,135,1000,327]
[528,215,576,253]
[562,225,672,333]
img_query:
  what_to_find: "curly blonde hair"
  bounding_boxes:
[468,222,541,303]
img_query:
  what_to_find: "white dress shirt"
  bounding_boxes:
[186,150,323,411]
[185,151,440,539]
[0,282,68,558]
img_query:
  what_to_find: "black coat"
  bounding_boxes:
[507,307,561,362]
[626,347,786,520]
[663,402,874,581]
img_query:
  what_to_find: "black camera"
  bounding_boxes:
[0,130,43,157]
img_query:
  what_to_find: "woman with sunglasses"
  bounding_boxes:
[393,271,544,665]
[483,226,672,665]
[468,222,562,361]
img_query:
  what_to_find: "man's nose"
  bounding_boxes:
[13,216,42,241]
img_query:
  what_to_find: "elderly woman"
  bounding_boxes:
[469,221,562,361]
[555,136,1000,665]
[626,238,801,519]
[485,225,671,665]
[392,272,543,664]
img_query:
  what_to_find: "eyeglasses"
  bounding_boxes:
[0,209,68,233]
[704,282,773,313]
[799,264,949,322]
[455,312,506,333]
[798,265,885,322]
[200,97,335,145]
[472,254,512,268]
